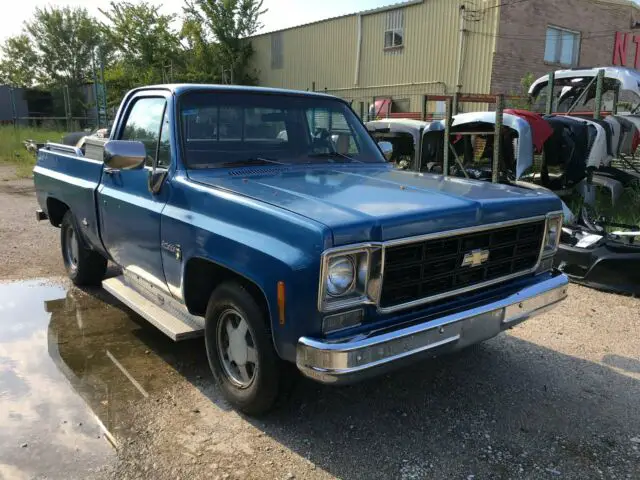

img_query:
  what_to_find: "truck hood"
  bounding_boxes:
[188,165,561,245]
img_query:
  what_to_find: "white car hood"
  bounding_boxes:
[565,116,611,168]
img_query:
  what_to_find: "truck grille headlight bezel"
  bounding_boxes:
[318,244,382,312]
[542,212,563,258]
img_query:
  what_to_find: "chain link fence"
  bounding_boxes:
[1,84,108,136]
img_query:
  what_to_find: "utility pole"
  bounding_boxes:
[493,95,504,184]
[455,5,466,93]
[92,49,100,127]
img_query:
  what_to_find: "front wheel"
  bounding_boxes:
[205,282,282,415]
[61,211,107,286]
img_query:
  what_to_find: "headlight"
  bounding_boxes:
[326,256,355,296]
[542,213,563,256]
[318,245,382,312]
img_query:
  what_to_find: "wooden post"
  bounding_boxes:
[594,68,605,120]
[9,87,17,128]
[612,85,619,115]
[422,95,428,121]
[492,94,504,184]
[443,97,453,177]
[545,71,555,115]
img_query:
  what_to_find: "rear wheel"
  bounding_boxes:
[61,211,107,286]
[205,282,282,415]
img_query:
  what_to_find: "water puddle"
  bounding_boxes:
[0,279,203,479]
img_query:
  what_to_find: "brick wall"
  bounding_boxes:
[490,0,638,95]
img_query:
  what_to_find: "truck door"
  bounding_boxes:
[97,92,173,291]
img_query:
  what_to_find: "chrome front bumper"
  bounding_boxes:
[296,272,569,384]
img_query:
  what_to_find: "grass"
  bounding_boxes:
[565,181,640,230]
[0,125,66,178]
[608,183,640,228]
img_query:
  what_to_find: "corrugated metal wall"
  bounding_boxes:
[251,14,357,92]
[249,0,500,115]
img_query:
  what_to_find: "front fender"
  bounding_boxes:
[161,177,331,361]
[178,248,320,362]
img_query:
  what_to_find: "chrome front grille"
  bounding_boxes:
[380,220,546,309]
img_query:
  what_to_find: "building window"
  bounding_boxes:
[384,9,404,49]
[544,26,580,66]
[271,31,283,69]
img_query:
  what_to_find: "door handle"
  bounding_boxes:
[104,167,119,175]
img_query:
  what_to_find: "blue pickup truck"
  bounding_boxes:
[34,84,568,414]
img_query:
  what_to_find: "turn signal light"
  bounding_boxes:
[277,281,286,326]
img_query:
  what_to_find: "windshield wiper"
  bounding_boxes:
[307,152,362,163]
[218,156,284,167]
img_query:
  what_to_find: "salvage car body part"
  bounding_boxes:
[365,118,444,170]
[556,225,640,295]
[504,108,553,154]
[604,116,622,156]
[446,111,534,180]
[529,66,640,110]
[563,116,611,168]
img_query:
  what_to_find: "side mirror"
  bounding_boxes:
[378,141,393,161]
[103,140,146,170]
[148,170,168,195]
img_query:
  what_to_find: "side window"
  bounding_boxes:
[120,97,167,167]
[157,109,171,169]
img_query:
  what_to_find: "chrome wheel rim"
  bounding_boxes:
[216,308,258,388]
[65,225,79,270]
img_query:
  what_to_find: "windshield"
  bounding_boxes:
[178,91,386,168]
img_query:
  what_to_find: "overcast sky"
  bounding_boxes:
[0,0,401,42]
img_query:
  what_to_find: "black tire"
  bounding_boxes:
[61,131,88,147]
[205,282,282,416]
[60,211,107,286]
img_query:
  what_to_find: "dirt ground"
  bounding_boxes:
[0,166,639,480]
[0,166,64,280]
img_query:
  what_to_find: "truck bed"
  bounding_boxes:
[33,142,105,253]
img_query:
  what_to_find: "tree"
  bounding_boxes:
[0,35,38,88]
[520,72,535,94]
[99,1,184,105]
[183,0,266,85]
[0,6,106,117]
[25,6,103,88]
[100,2,182,81]
[506,72,535,110]
[180,17,220,83]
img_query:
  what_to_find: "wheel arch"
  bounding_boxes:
[46,196,70,227]
[182,256,272,332]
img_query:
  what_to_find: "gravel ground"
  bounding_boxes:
[1,166,639,480]
[0,166,63,280]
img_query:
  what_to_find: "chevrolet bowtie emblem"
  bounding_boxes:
[461,248,490,268]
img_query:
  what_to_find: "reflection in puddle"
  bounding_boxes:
[0,279,202,479]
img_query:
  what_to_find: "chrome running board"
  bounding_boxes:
[102,275,204,341]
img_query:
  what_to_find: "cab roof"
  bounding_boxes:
[129,83,342,101]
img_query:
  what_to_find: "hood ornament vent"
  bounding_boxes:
[228,166,291,177]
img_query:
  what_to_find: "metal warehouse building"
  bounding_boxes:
[249,0,640,119]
